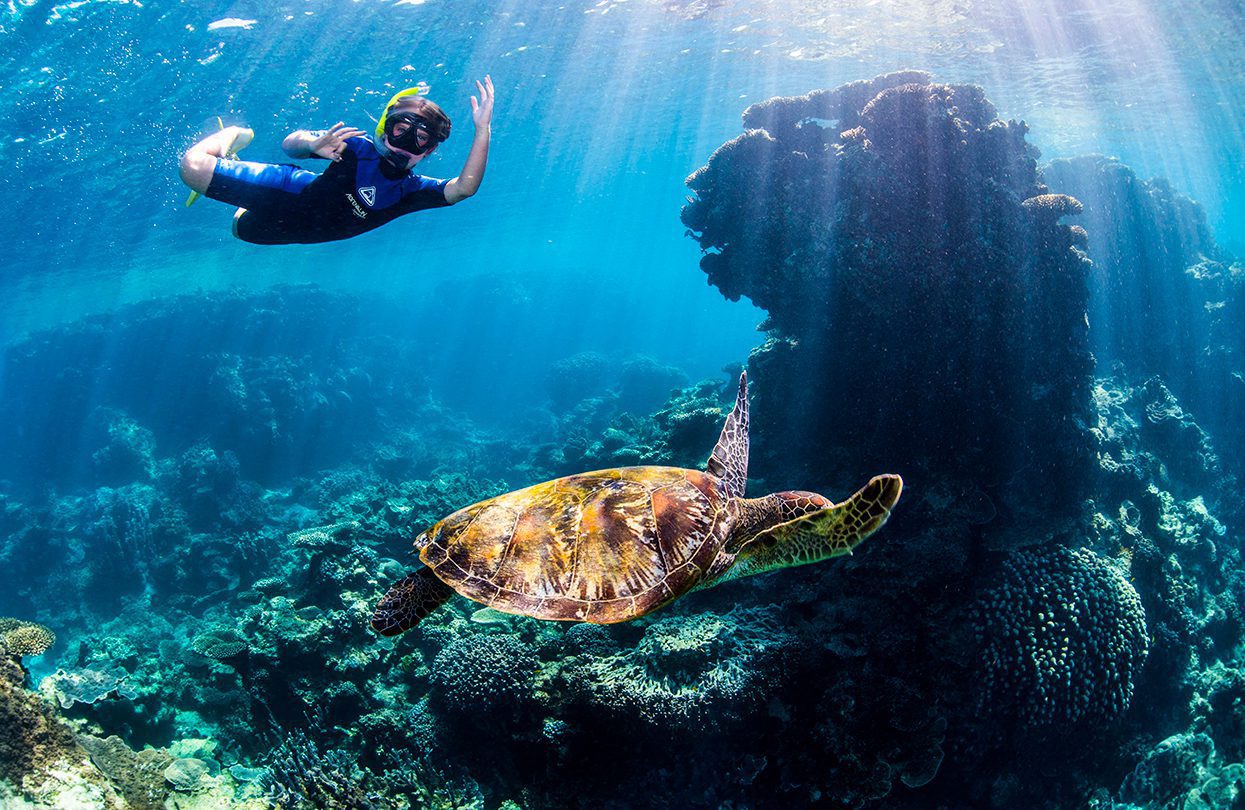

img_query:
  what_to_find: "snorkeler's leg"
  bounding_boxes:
[179,126,255,193]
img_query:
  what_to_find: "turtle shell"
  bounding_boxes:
[418,467,732,623]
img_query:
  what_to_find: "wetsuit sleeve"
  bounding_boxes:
[402,175,451,210]
[343,135,371,156]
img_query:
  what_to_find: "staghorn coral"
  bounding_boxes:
[265,729,384,810]
[974,545,1148,726]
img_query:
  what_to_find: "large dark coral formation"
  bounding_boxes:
[77,733,174,809]
[0,654,125,805]
[1043,155,1245,476]
[974,545,1148,726]
[683,72,1094,521]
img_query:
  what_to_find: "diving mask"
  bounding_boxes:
[383,110,442,157]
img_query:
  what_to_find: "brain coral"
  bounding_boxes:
[974,545,1148,726]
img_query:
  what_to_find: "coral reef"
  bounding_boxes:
[683,72,1095,524]
[569,607,793,731]
[0,619,55,658]
[0,286,435,491]
[0,654,125,806]
[0,68,1241,806]
[974,545,1148,726]
[1043,155,1245,478]
[429,634,540,726]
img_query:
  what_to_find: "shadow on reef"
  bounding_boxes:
[0,71,1244,808]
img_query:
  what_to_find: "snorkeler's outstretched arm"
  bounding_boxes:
[282,122,366,161]
[445,75,494,204]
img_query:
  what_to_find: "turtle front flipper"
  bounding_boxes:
[371,567,456,637]
[706,371,750,498]
[708,474,903,588]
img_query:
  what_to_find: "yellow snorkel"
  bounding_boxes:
[374,83,431,141]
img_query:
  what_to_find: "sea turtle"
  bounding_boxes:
[372,372,902,634]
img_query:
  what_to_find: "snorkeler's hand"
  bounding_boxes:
[310,122,365,161]
[470,75,494,130]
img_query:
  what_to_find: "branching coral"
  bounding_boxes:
[428,634,539,723]
[0,619,55,658]
[974,545,1148,726]
[265,730,381,810]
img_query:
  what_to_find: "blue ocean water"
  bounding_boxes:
[0,0,1243,807]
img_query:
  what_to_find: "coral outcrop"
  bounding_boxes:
[0,619,55,658]
[974,545,1148,726]
[570,607,793,731]
[1043,155,1245,477]
[684,72,1094,523]
[0,655,123,806]
[429,634,540,726]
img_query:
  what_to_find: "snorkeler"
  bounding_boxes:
[177,76,494,245]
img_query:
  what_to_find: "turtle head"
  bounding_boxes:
[703,475,903,590]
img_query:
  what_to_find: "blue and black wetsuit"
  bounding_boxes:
[205,134,450,245]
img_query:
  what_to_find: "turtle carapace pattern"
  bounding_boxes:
[372,372,902,635]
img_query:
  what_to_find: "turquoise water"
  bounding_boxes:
[3,0,1242,332]
[1,1,1244,807]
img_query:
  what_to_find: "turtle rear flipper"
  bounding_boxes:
[371,567,455,637]
[716,474,903,585]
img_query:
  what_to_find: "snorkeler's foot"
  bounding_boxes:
[221,126,253,158]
